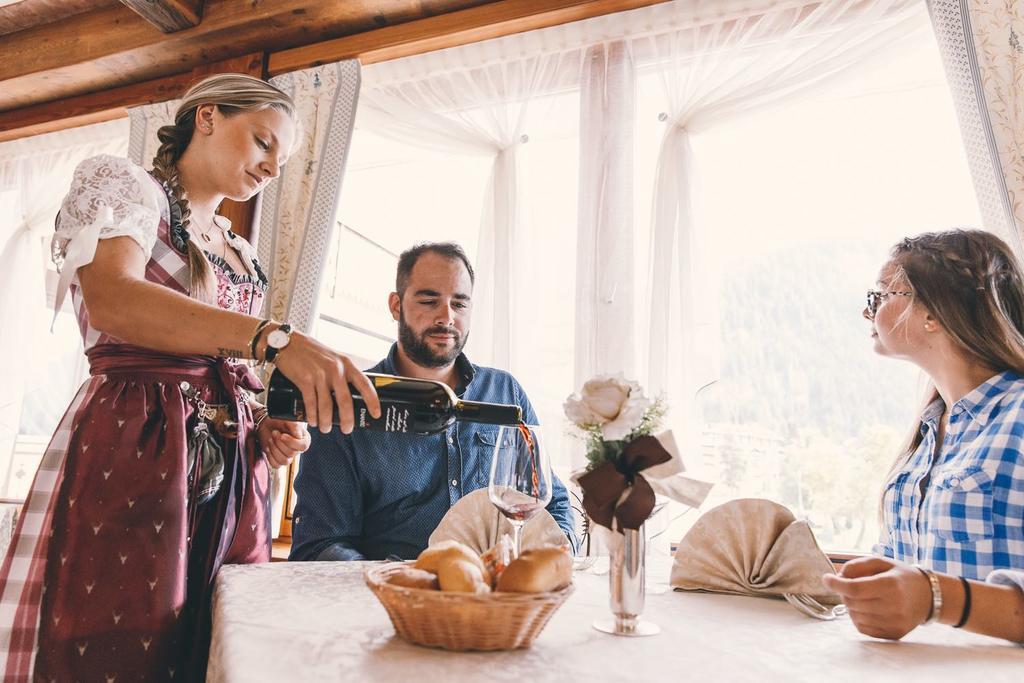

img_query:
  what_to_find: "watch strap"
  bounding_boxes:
[249,318,272,360]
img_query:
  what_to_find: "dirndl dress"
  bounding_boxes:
[0,154,273,682]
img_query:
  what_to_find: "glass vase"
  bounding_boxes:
[593,523,660,636]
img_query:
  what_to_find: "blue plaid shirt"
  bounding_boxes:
[875,371,1024,579]
[289,344,577,561]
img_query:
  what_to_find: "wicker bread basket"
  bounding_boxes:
[365,562,574,651]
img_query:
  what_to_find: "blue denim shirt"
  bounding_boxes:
[290,344,577,561]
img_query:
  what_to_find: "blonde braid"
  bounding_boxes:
[150,123,217,304]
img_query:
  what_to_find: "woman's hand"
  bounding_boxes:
[268,330,381,434]
[257,417,311,468]
[822,556,932,640]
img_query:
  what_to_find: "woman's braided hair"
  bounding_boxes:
[892,230,1024,371]
[149,73,295,303]
[889,228,1024,463]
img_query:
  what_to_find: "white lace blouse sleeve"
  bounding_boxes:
[51,154,163,320]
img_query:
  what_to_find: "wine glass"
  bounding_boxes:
[488,424,552,559]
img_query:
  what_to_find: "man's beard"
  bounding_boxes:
[398,310,468,369]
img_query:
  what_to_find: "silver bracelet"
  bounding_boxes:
[253,406,270,431]
[914,565,943,625]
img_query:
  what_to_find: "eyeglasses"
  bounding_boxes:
[865,289,913,320]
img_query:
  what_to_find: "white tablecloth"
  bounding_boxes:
[208,559,1024,683]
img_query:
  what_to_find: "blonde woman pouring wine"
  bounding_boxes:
[0,73,380,681]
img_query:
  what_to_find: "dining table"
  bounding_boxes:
[207,556,1024,682]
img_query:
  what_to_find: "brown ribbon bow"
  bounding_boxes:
[577,435,672,531]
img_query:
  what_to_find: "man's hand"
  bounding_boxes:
[822,556,932,640]
[257,417,312,468]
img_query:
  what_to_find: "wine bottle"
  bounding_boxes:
[265,370,524,435]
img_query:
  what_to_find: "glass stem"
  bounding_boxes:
[511,520,524,559]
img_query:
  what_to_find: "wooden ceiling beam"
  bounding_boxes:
[271,0,668,72]
[0,0,669,143]
[0,51,261,143]
[118,0,204,33]
[0,1,489,112]
[0,0,117,36]
[0,72,188,143]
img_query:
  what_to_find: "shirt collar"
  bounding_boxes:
[380,343,477,393]
[955,370,1022,427]
[920,397,944,428]
[920,370,1022,430]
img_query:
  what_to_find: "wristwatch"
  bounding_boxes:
[264,323,293,363]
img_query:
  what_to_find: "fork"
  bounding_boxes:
[783,593,848,621]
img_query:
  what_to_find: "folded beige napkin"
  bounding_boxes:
[670,498,839,604]
[428,488,569,554]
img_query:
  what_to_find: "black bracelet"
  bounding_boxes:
[249,319,272,360]
[953,576,972,628]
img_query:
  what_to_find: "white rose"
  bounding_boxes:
[564,374,651,441]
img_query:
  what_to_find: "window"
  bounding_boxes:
[0,117,128,500]
[648,26,980,552]
[317,130,492,363]
[316,15,980,553]
[2,243,88,500]
[318,90,581,464]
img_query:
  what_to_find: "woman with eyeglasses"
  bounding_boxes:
[821,228,1024,644]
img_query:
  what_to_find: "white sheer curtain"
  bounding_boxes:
[617,0,925,452]
[0,119,129,494]
[347,0,925,468]
[358,51,584,371]
[575,41,637,383]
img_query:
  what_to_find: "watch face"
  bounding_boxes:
[267,329,290,349]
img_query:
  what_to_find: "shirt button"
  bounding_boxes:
[448,436,454,445]
[451,479,458,487]
[949,477,960,487]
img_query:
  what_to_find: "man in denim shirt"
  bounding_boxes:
[289,242,577,561]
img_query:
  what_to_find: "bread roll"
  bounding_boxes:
[437,558,491,594]
[415,540,491,584]
[496,546,572,593]
[386,566,440,590]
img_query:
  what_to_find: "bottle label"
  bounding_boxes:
[358,405,411,433]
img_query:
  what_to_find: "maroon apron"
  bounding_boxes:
[29,345,270,682]
[0,160,271,682]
